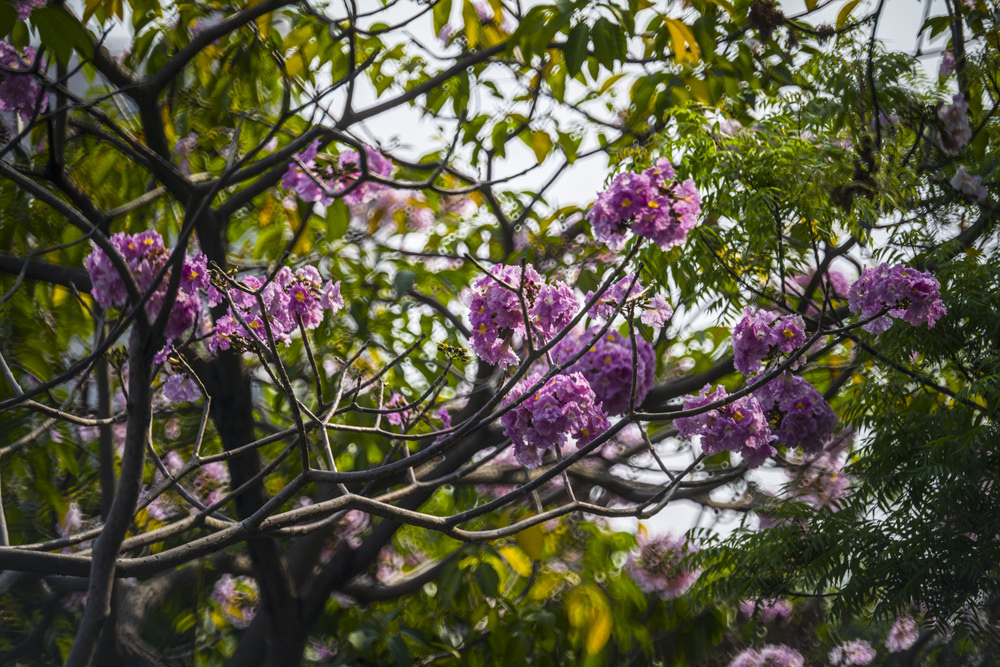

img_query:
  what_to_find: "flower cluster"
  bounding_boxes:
[211,574,259,629]
[13,0,45,19]
[146,451,231,520]
[627,532,700,599]
[739,598,793,623]
[728,645,804,667]
[85,231,207,341]
[885,615,919,653]
[467,263,579,367]
[675,384,776,468]
[847,263,946,334]
[755,373,838,453]
[499,372,608,468]
[939,93,972,155]
[587,158,702,250]
[732,309,806,376]
[282,140,393,205]
[553,327,656,416]
[0,42,47,123]
[786,450,851,508]
[950,165,987,202]
[211,265,342,352]
[829,639,877,666]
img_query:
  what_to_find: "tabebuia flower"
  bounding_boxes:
[847,263,946,334]
[739,598,793,623]
[0,42,47,123]
[84,231,206,343]
[335,146,394,205]
[627,532,700,599]
[732,309,807,376]
[939,93,972,155]
[950,165,988,202]
[499,372,608,468]
[829,639,877,666]
[754,373,837,454]
[467,264,579,367]
[210,574,258,629]
[786,451,851,508]
[585,273,645,320]
[587,158,702,250]
[553,328,656,416]
[885,615,919,653]
[728,644,804,667]
[211,266,342,352]
[675,384,776,468]
[282,141,393,205]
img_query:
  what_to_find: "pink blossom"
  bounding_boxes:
[553,327,656,416]
[939,93,972,155]
[499,372,608,468]
[740,598,793,623]
[950,165,987,202]
[754,373,838,454]
[676,384,776,468]
[627,532,700,599]
[829,639,876,665]
[885,615,919,652]
[732,309,806,376]
[847,263,946,333]
[0,42,47,123]
[729,645,804,667]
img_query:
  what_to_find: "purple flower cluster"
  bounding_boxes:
[787,451,851,508]
[755,373,838,453]
[675,384,776,468]
[553,327,656,416]
[587,158,702,250]
[829,639,877,666]
[499,372,608,468]
[732,309,807,376]
[163,372,200,403]
[939,93,972,155]
[739,598,793,623]
[950,165,987,202]
[211,574,258,629]
[847,263,946,334]
[84,231,207,341]
[467,263,579,367]
[0,42,48,124]
[627,532,700,599]
[13,0,45,19]
[211,265,342,352]
[585,273,645,320]
[729,645,804,667]
[282,140,393,205]
[885,615,919,653]
[146,451,231,520]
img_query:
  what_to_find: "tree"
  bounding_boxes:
[0,0,995,664]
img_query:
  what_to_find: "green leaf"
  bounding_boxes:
[836,0,862,30]
[32,7,94,64]
[564,21,589,77]
[591,17,614,70]
[0,4,16,38]
[475,561,500,597]
[432,0,452,37]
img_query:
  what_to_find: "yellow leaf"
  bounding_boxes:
[664,18,700,65]
[704,0,737,18]
[585,598,612,655]
[530,130,552,164]
[685,76,711,104]
[258,194,276,227]
[498,545,533,577]
[287,49,307,78]
[836,0,862,30]
[160,106,176,146]
[82,0,103,22]
[516,523,544,560]
[529,573,561,600]
[52,285,70,307]
[462,0,481,48]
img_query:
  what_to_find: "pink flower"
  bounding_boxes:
[885,615,919,653]
[950,165,987,202]
[754,373,838,454]
[848,263,946,333]
[500,372,608,468]
[732,309,806,376]
[0,42,47,123]
[553,327,656,416]
[829,639,876,665]
[939,93,972,155]
[729,645,804,667]
[676,384,776,468]
[627,532,700,599]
